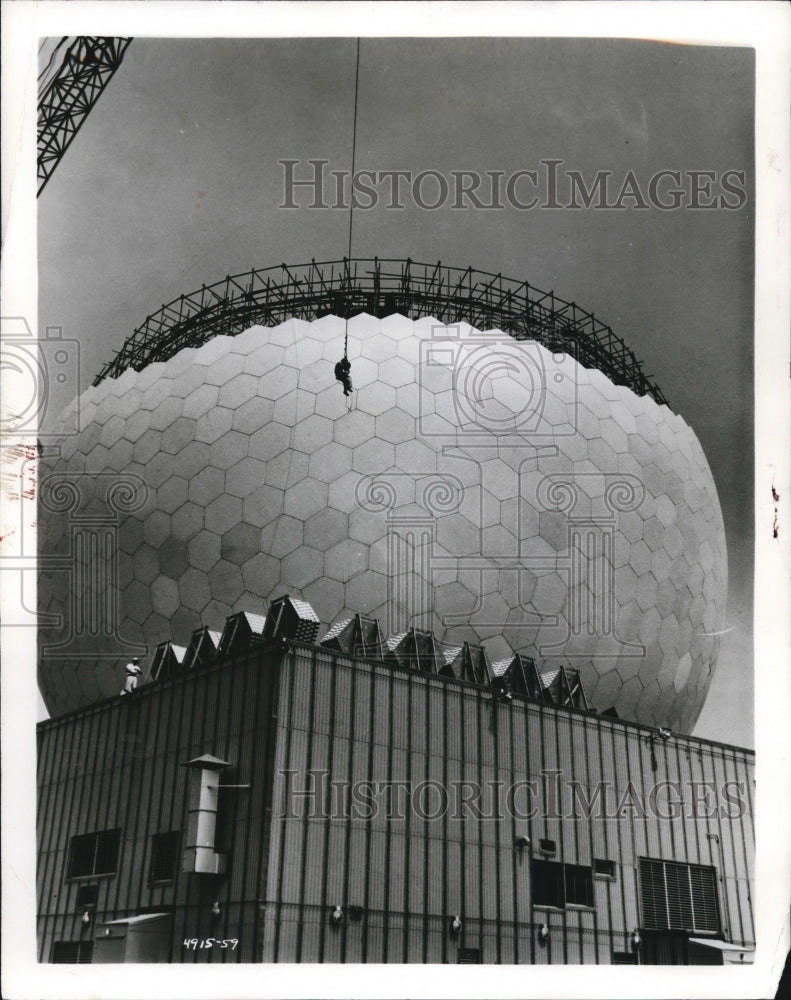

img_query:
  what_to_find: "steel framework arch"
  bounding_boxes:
[93,257,667,406]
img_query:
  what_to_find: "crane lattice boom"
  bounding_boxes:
[37,36,132,195]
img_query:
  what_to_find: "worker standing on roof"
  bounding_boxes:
[121,657,142,696]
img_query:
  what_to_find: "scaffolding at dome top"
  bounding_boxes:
[92,257,667,406]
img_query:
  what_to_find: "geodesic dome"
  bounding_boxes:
[39,313,727,730]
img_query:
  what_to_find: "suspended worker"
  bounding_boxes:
[334,356,353,396]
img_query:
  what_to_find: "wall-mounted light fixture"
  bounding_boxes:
[631,930,641,949]
[330,905,344,925]
[81,910,92,928]
[515,835,531,851]
[211,900,221,920]
[538,922,550,942]
[449,915,462,936]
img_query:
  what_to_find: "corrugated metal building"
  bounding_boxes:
[37,597,754,965]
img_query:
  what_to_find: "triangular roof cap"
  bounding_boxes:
[182,754,232,770]
[489,657,513,678]
[288,597,320,622]
[321,618,352,643]
[240,611,268,633]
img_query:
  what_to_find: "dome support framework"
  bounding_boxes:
[93,257,667,406]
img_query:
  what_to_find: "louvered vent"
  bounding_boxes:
[52,940,94,963]
[638,858,720,934]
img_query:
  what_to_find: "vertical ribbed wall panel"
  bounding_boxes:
[37,646,282,964]
[39,642,754,964]
[739,754,756,946]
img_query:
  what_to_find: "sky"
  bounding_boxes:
[37,36,755,746]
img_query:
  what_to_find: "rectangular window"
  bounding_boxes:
[564,863,594,907]
[52,941,94,964]
[457,947,481,964]
[594,858,616,878]
[149,831,181,884]
[67,829,121,878]
[532,860,594,908]
[538,838,557,855]
[531,860,565,908]
[639,858,721,934]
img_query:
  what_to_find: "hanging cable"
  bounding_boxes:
[335,38,361,405]
[344,37,361,362]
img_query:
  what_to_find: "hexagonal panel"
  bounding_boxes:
[159,537,190,579]
[241,551,282,595]
[151,574,180,618]
[161,417,197,455]
[355,380,396,417]
[194,406,234,444]
[305,508,349,552]
[232,396,276,434]
[221,522,261,564]
[226,457,267,499]
[217,372,260,410]
[249,422,291,462]
[209,431,249,470]
[242,484,283,528]
[171,502,204,541]
[157,476,189,515]
[263,450,309,490]
[189,466,225,507]
[205,494,243,535]
[188,530,221,573]
[308,442,353,484]
[149,397,184,432]
[281,546,324,589]
[133,428,162,464]
[376,407,415,445]
[182,384,220,420]
[282,478,328,520]
[179,567,212,613]
[207,559,244,603]
[292,414,333,454]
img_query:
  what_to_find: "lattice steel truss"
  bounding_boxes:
[93,258,667,405]
[37,37,133,195]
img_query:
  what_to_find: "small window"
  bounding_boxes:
[52,941,94,963]
[150,831,181,884]
[68,829,121,878]
[538,838,557,855]
[564,863,594,907]
[532,860,594,909]
[76,884,98,908]
[531,859,565,907]
[457,947,481,964]
[594,858,616,878]
[612,951,637,964]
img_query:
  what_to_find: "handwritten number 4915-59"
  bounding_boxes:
[183,938,239,950]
